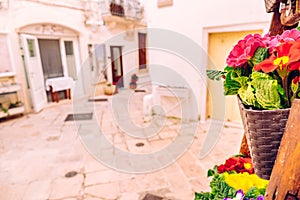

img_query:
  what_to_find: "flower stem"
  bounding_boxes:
[282,76,290,107]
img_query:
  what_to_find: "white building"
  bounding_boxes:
[146,0,272,123]
[0,0,148,116]
[0,0,273,123]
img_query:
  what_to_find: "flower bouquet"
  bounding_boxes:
[194,155,269,200]
[207,28,300,110]
[207,28,300,179]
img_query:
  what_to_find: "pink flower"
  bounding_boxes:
[269,29,300,49]
[281,29,300,42]
[226,34,267,67]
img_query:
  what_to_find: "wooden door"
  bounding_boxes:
[207,30,263,123]
[110,46,123,87]
[138,33,147,70]
[21,34,47,112]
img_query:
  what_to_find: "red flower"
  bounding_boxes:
[293,76,300,84]
[217,156,254,174]
[226,34,267,67]
[287,39,300,71]
[254,40,300,79]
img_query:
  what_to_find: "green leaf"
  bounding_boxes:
[207,165,218,177]
[210,174,236,199]
[206,70,226,81]
[207,169,215,177]
[234,76,249,87]
[238,84,260,108]
[251,47,269,66]
[224,79,240,95]
[244,187,266,199]
[223,68,244,95]
[194,192,212,200]
[252,74,282,109]
[237,72,284,109]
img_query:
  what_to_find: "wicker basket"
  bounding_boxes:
[238,97,290,180]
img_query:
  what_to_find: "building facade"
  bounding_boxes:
[0,0,147,115]
[146,0,272,123]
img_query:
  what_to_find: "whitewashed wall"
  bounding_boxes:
[146,0,272,121]
[0,0,146,112]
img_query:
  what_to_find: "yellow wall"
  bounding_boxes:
[207,30,263,123]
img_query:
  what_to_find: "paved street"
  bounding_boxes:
[0,90,243,200]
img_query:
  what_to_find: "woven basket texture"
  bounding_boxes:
[238,97,290,180]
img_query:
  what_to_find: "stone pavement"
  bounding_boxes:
[0,90,243,200]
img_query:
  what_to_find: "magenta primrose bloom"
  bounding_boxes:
[226,34,267,67]
[269,29,300,49]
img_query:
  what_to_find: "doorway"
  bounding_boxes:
[38,39,68,102]
[206,30,263,123]
[138,33,147,70]
[110,46,123,87]
[38,39,64,80]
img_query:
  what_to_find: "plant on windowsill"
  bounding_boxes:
[207,28,300,179]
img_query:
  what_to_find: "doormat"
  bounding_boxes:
[64,113,93,121]
[142,194,163,200]
[135,89,146,93]
[88,98,108,102]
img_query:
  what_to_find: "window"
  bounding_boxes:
[64,40,77,80]
[0,34,14,75]
[27,39,36,57]
[64,41,74,55]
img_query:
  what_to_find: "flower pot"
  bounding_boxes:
[129,82,137,90]
[238,97,290,180]
[104,85,116,95]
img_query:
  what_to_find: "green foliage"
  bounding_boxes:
[222,64,286,109]
[223,67,242,95]
[194,192,214,200]
[207,165,218,177]
[251,73,283,109]
[194,174,236,200]
[245,187,266,199]
[250,47,269,66]
[237,72,284,109]
[206,70,226,81]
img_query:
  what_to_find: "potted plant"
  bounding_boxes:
[131,73,138,82]
[129,73,138,90]
[207,28,300,179]
[195,155,268,200]
[104,82,116,95]
[129,81,137,90]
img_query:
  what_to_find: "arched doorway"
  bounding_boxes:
[19,24,81,112]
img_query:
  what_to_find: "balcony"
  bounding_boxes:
[99,0,145,27]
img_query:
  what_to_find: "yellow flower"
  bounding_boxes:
[224,172,269,193]
[273,56,289,68]
[244,163,252,170]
